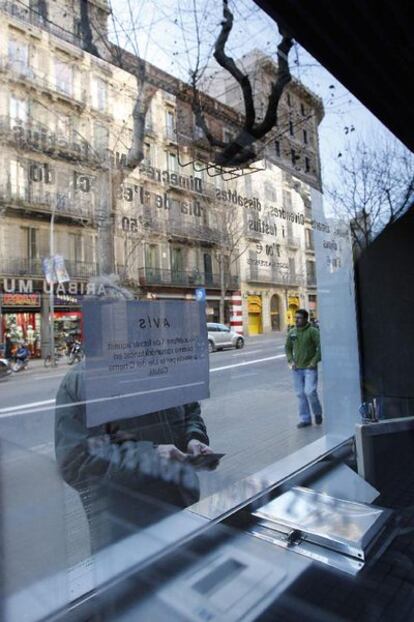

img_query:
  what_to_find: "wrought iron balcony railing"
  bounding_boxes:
[137,212,226,245]
[0,116,97,163]
[286,235,301,249]
[164,127,177,142]
[0,186,94,221]
[137,267,239,290]
[0,0,82,48]
[0,57,86,107]
[247,268,305,287]
[0,257,97,279]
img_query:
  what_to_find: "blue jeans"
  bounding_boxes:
[292,368,322,423]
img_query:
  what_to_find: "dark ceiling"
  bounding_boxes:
[254,0,414,152]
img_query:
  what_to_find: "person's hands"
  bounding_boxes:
[155,444,186,462]
[186,439,213,456]
[288,362,296,370]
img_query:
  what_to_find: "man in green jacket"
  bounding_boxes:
[285,308,323,428]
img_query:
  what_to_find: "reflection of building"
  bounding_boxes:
[202,51,323,334]
[0,2,323,346]
[0,3,240,348]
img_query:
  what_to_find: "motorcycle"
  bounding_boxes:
[11,345,30,372]
[11,355,29,372]
[0,358,12,380]
[68,342,84,365]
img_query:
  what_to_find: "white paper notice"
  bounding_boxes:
[83,299,210,427]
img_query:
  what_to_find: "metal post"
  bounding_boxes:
[49,202,55,362]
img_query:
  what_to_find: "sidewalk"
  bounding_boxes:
[17,356,70,376]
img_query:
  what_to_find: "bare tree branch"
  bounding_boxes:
[192,0,293,168]
[328,137,414,252]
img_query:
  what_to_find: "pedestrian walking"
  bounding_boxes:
[4,333,12,360]
[285,309,323,428]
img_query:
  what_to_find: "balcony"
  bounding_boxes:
[0,257,97,279]
[140,213,226,245]
[164,127,177,143]
[0,116,96,164]
[245,225,263,241]
[0,0,82,48]
[247,267,305,287]
[0,186,93,222]
[286,235,300,249]
[138,267,239,290]
[0,57,86,109]
[144,121,155,136]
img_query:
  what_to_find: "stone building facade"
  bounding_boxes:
[0,1,324,352]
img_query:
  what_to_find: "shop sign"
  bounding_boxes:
[54,295,80,307]
[83,299,210,427]
[1,278,106,296]
[2,293,41,307]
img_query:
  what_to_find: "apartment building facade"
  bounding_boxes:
[202,50,324,334]
[0,1,244,353]
[0,1,323,351]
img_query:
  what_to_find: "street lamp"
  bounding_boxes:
[45,194,64,365]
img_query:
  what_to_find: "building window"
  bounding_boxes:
[224,129,234,143]
[303,129,308,144]
[283,189,292,210]
[165,109,176,140]
[245,173,252,194]
[305,228,314,250]
[145,104,153,132]
[286,92,291,107]
[275,140,280,157]
[146,244,159,269]
[301,103,306,116]
[289,119,294,136]
[306,260,316,285]
[10,159,27,200]
[56,114,71,137]
[305,156,311,173]
[21,226,39,260]
[9,96,28,125]
[291,149,299,166]
[143,142,152,167]
[94,123,109,156]
[69,233,84,262]
[94,77,107,112]
[55,59,73,96]
[8,38,29,75]
[167,151,178,173]
[265,182,277,203]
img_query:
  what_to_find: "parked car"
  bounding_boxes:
[207,323,244,353]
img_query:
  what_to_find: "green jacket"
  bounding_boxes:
[285,323,321,369]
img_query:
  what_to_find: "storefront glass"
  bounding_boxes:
[0,1,413,620]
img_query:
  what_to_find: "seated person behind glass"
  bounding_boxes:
[54,281,216,550]
[16,342,30,360]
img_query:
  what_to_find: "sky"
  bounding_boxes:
[108,0,400,204]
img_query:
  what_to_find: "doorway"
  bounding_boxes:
[270,294,281,331]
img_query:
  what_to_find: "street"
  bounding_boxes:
[0,332,325,589]
[0,332,324,490]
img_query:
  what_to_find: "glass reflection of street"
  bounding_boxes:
[0,332,324,492]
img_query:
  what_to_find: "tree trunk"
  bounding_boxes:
[219,253,225,324]
[96,171,114,275]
